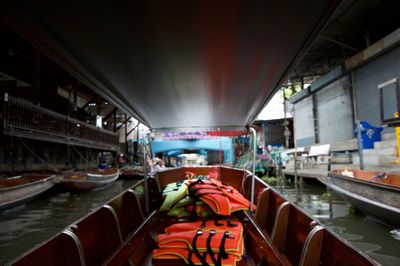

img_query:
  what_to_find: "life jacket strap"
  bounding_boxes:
[206,230,219,266]
[188,250,196,266]
[227,220,238,228]
[219,231,231,262]
[192,230,209,266]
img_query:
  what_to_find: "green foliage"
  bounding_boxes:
[349,206,356,214]
[261,175,284,186]
[322,192,331,201]
[262,176,277,184]
[133,185,144,196]
[282,84,303,100]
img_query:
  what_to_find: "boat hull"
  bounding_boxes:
[0,175,56,210]
[118,167,144,180]
[328,170,400,227]
[60,169,119,191]
[10,166,379,266]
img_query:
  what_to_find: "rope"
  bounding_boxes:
[69,144,90,168]
[15,135,61,172]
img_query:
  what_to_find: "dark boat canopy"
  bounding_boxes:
[2,0,340,131]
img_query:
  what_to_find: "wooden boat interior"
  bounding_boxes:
[12,166,378,266]
[62,172,87,181]
[87,167,119,176]
[331,169,400,188]
[0,177,26,188]
[0,174,54,188]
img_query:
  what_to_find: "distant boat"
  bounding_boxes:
[0,174,56,210]
[328,169,400,227]
[118,166,144,179]
[60,167,119,191]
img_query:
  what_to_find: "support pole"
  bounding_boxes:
[143,141,149,213]
[294,145,298,184]
[125,114,128,154]
[351,72,364,170]
[293,108,298,184]
[356,119,364,170]
[250,127,256,214]
[218,128,222,166]
[113,111,117,132]
[136,122,140,156]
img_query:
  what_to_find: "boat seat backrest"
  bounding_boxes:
[119,190,145,239]
[242,173,252,199]
[264,190,286,236]
[71,205,123,266]
[12,230,85,266]
[271,201,290,253]
[299,225,325,266]
[129,233,158,266]
[147,177,162,212]
[254,188,271,229]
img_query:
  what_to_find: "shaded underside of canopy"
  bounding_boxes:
[2,0,341,131]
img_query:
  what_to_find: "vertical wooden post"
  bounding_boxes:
[113,111,117,132]
[0,93,5,137]
[10,135,14,173]
[136,122,140,155]
[125,114,128,154]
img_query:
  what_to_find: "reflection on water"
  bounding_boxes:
[0,179,137,265]
[274,179,400,266]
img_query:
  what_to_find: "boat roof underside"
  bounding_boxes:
[1,0,340,130]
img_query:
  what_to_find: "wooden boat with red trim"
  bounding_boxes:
[0,174,56,210]
[328,169,400,227]
[11,166,379,266]
[60,167,119,191]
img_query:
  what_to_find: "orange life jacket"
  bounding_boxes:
[187,179,256,216]
[154,229,243,266]
[157,230,244,258]
[165,220,243,234]
[153,247,239,266]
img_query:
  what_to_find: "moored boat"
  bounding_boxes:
[118,166,144,179]
[328,169,400,227]
[11,166,379,265]
[60,167,119,191]
[0,174,56,210]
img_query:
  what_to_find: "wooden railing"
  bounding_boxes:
[2,95,119,151]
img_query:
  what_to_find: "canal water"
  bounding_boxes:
[0,178,399,265]
[272,179,400,266]
[0,179,138,265]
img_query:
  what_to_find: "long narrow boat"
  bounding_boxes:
[11,166,379,265]
[60,167,119,191]
[118,166,144,179]
[328,169,400,227]
[0,174,56,210]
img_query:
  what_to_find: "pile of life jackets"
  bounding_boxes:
[153,220,244,265]
[160,174,256,218]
